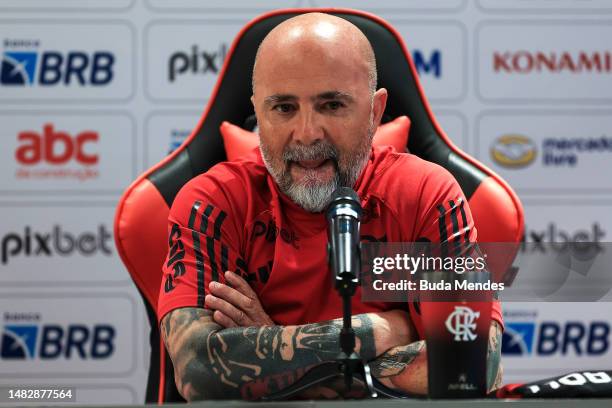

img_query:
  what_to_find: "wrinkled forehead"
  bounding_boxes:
[254,36,371,97]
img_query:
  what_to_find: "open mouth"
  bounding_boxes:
[293,158,332,169]
[289,158,336,182]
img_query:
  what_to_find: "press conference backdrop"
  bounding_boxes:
[1,0,611,404]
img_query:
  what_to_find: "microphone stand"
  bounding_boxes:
[262,243,377,400]
[333,252,378,399]
[263,188,377,400]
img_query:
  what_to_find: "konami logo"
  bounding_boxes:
[14,123,99,180]
[494,51,612,74]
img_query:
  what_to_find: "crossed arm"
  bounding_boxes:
[161,271,503,401]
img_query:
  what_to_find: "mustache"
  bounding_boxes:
[282,141,339,163]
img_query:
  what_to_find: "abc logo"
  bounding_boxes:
[15,124,98,166]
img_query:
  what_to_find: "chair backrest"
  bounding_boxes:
[114,8,524,403]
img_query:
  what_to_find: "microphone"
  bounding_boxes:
[326,187,363,293]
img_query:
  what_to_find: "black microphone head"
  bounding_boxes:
[326,187,362,220]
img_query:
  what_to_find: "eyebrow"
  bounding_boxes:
[263,94,296,107]
[315,91,354,103]
[263,91,355,107]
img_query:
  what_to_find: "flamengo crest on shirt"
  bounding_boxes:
[446,306,480,342]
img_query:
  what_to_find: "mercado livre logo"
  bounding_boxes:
[490,134,537,168]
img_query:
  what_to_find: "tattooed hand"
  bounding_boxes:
[370,340,427,395]
[205,270,274,328]
[368,320,503,396]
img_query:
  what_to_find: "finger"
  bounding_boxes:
[205,294,249,326]
[209,281,253,315]
[224,271,258,299]
[212,310,238,328]
[225,272,275,325]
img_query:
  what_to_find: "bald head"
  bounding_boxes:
[252,13,377,95]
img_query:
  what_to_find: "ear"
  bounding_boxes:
[371,88,388,127]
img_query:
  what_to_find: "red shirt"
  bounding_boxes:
[158,146,503,335]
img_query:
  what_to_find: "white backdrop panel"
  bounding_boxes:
[0,203,128,286]
[477,111,612,194]
[0,293,137,377]
[477,21,612,103]
[0,112,135,194]
[145,21,245,103]
[0,21,134,102]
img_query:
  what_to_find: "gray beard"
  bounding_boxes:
[260,137,372,213]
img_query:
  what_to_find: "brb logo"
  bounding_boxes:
[0,313,115,360]
[0,38,115,87]
[1,225,113,265]
[445,306,480,341]
[502,320,610,356]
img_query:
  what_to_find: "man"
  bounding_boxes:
[159,12,503,401]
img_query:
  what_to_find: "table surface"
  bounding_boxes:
[79,399,612,408]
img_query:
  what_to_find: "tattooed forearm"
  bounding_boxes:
[368,321,502,396]
[487,320,503,392]
[370,340,425,379]
[161,307,380,401]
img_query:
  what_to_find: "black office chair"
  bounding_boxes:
[114,8,524,403]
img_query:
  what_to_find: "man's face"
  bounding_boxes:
[252,40,382,213]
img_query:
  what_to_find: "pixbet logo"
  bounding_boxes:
[251,219,300,249]
[1,313,115,360]
[1,38,115,87]
[445,306,480,341]
[1,225,113,265]
[522,223,605,254]
[16,124,98,166]
[168,43,228,82]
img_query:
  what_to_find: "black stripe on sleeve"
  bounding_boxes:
[458,198,471,243]
[449,200,461,256]
[188,201,201,229]
[207,237,218,282]
[214,210,227,241]
[200,204,214,234]
[437,204,449,258]
[193,230,205,308]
